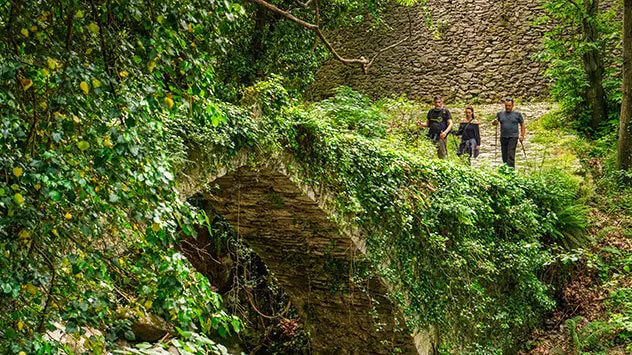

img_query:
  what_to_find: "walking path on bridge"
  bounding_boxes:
[441,102,582,173]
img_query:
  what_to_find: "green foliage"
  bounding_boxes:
[235,88,587,352]
[536,0,622,135]
[309,86,387,138]
[215,0,423,100]
[0,0,247,352]
[0,0,593,351]
[549,143,632,354]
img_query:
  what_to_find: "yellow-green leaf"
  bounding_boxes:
[151,223,161,232]
[80,81,89,95]
[164,97,174,109]
[25,283,38,295]
[47,57,57,70]
[21,78,33,91]
[18,230,30,239]
[88,22,100,34]
[91,78,102,89]
[14,193,24,205]
[13,167,23,177]
[77,141,90,151]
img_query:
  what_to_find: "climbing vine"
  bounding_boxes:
[183,83,589,352]
[1,0,591,351]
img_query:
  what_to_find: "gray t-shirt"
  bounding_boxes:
[497,111,524,138]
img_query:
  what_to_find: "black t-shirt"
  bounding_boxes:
[427,107,451,137]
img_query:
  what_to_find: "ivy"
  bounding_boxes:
[184,84,589,352]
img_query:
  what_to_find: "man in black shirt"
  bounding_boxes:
[492,98,526,168]
[417,95,453,159]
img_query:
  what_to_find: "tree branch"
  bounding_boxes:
[65,10,75,50]
[35,246,56,333]
[245,0,409,74]
[295,0,313,8]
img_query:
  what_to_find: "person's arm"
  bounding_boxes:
[441,119,453,139]
[474,124,481,149]
[454,123,464,136]
[417,111,430,128]
[519,122,526,142]
[492,113,499,126]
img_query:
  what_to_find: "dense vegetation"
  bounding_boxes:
[1,0,631,354]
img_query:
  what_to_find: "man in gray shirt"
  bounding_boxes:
[492,98,526,168]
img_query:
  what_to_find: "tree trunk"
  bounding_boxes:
[617,0,632,170]
[251,6,268,66]
[582,0,608,133]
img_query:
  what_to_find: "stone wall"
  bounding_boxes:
[306,0,551,103]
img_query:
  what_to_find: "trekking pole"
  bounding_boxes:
[494,124,499,164]
[520,140,528,162]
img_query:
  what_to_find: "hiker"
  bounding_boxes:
[454,105,481,159]
[416,95,453,159]
[492,97,525,168]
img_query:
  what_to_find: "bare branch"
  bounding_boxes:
[295,0,313,8]
[365,35,410,72]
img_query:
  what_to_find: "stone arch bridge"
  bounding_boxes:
[178,152,436,354]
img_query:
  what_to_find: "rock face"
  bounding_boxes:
[306,0,551,103]
[181,155,434,354]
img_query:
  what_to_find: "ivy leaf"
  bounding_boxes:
[77,141,90,151]
[88,23,100,34]
[49,191,61,201]
[14,193,24,205]
[80,81,89,95]
[91,78,102,89]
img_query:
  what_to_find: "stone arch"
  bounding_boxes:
[179,154,435,354]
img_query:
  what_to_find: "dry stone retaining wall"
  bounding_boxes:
[307,0,551,103]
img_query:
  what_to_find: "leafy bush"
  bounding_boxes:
[244,90,590,352]
[309,86,387,138]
